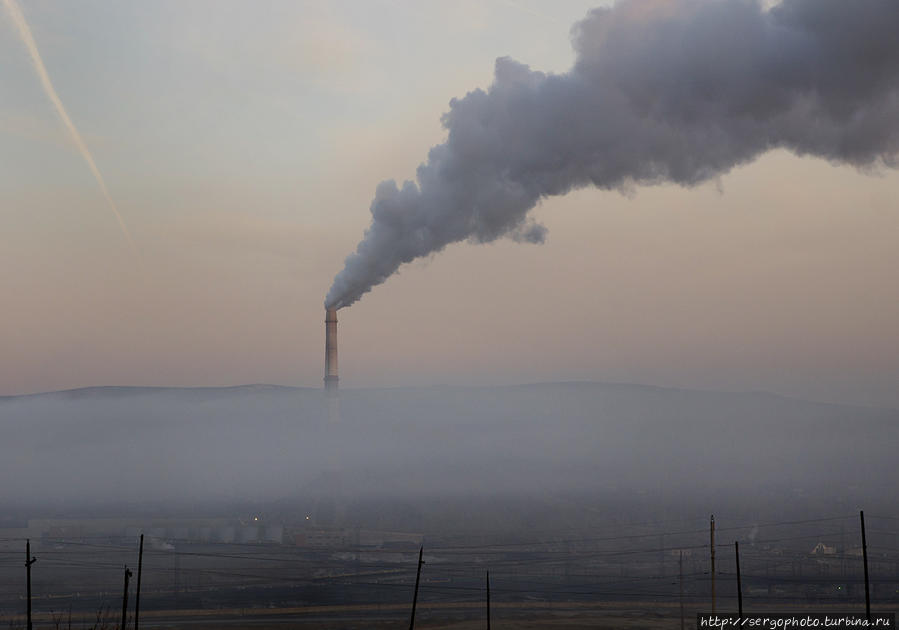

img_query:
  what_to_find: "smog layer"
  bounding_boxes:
[1,383,895,515]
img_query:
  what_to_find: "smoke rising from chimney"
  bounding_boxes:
[326,0,899,310]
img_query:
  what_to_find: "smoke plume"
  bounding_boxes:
[326,0,899,310]
[2,0,137,257]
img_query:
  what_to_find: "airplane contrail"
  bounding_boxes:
[2,0,137,256]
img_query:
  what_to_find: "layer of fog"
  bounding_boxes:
[2,382,895,513]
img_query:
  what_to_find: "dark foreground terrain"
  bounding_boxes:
[1,382,897,627]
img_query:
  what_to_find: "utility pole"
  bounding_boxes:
[679,550,685,630]
[25,539,36,630]
[735,541,743,617]
[710,515,716,615]
[173,550,180,610]
[409,546,424,630]
[840,522,846,579]
[486,570,491,630]
[134,534,144,630]
[121,565,133,630]
[860,510,870,621]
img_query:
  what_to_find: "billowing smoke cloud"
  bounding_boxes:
[326,0,899,309]
[2,0,137,256]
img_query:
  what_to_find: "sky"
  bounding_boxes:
[1,0,898,407]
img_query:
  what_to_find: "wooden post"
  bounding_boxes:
[409,546,424,630]
[710,515,716,615]
[486,570,491,630]
[121,565,133,630]
[840,522,846,578]
[173,550,180,610]
[860,510,870,621]
[679,550,685,630]
[25,539,36,630]
[134,534,144,630]
[735,541,743,617]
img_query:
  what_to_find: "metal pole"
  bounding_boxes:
[860,510,870,621]
[134,534,144,630]
[25,539,36,630]
[121,565,133,630]
[486,570,491,630]
[735,541,743,617]
[679,550,685,630]
[710,515,716,615]
[173,551,180,610]
[409,546,424,630]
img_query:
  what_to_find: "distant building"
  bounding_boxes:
[20,517,284,545]
[811,542,836,555]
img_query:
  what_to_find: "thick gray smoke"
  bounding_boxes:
[326,0,899,309]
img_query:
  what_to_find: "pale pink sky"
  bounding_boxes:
[2,1,898,407]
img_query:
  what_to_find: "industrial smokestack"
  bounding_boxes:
[325,0,899,311]
[324,308,338,391]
